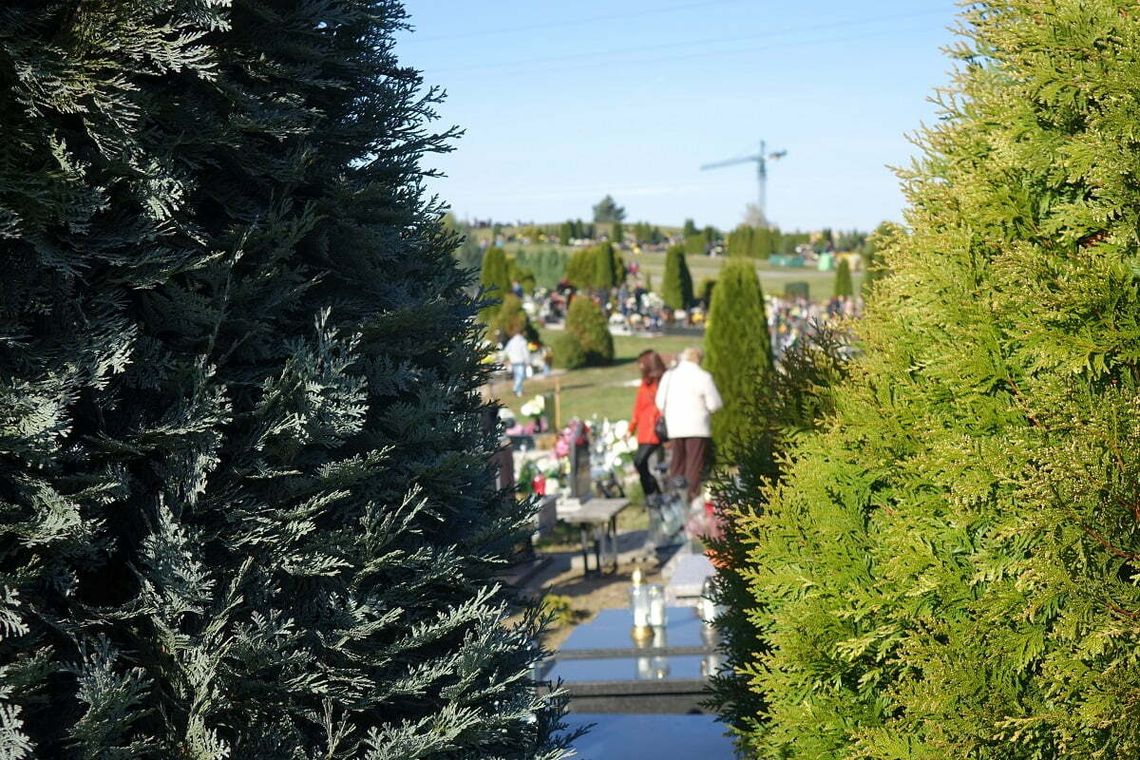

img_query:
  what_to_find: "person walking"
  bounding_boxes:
[503,330,530,397]
[627,349,667,503]
[656,346,722,504]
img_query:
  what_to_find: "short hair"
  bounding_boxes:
[680,346,704,364]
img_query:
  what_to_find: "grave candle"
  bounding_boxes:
[629,568,650,633]
[647,584,666,627]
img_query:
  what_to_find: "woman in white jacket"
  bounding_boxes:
[655,346,722,502]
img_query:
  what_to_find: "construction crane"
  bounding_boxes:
[700,140,787,226]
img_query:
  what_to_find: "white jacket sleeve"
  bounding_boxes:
[704,373,723,414]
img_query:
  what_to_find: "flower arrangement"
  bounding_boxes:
[506,394,550,436]
[590,417,637,471]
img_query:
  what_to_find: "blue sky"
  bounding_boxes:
[396,0,961,232]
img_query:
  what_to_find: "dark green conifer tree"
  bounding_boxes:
[662,245,694,310]
[833,258,854,298]
[734,2,1140,757]
[704,260,772,460]
[0,2,568,757]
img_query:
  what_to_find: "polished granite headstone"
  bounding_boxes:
[564,713,735,759]
[542,607,722,713]
[560,607,707,651]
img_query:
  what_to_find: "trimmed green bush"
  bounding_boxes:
[662,244,694,309]
[833,257,854,298]
[490,293,524,337]
[550,331,587,370]
[480,245,510,297]
[479,245,510,322]
[733,3,1140,757]
[565,243,623,291]
[564,246,594,289]
[705,259,772,460]
[565,297,614,366]
[592,242,623,290]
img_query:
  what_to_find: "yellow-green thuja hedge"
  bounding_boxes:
[732,2,1140,757]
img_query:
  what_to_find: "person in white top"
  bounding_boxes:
[503,331,531,397]
[655,346,723,501]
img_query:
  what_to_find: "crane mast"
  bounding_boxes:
[700,139,787,227]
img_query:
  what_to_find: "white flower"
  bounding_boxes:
[520,395,546,418]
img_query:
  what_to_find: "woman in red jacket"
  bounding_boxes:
[628,349,667,502]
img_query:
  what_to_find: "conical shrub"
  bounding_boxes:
[734,3,1140,758]
[662,244,694,310]
[0,3,567,756]
[833,258,853,298]
[705,259,772,461]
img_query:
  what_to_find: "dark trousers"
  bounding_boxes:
[633,443,662,497]
[668,437,711,502]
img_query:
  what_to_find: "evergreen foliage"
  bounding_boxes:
[0,2,568,756]
[779,231,811,255]
[564,298,614,367]
[591,242,622,290]
[564,248,593,289]
[734,3,1140,757]
[704,260,772,460]
[861,221,900,296]
[662,245,694,310]
[683,230,711,256]
[479,245,511,324]
[506,256,535,294]
[492,294,538,344]
[480,246,511,299]
[698,278,717,308]
[706,330,850,755]
[514,248,568,291]
[444,213,483,273]
[610,221,623,246]
[549,332,587,371]
[564,243,622,291]
[835,229,868,253]
[631,222,662,245]
[591,195,625,224]
[833,258,854,298]
[727,226,785,259]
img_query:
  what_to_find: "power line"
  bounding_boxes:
[413,0,752,43]
[427,8,950,75]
